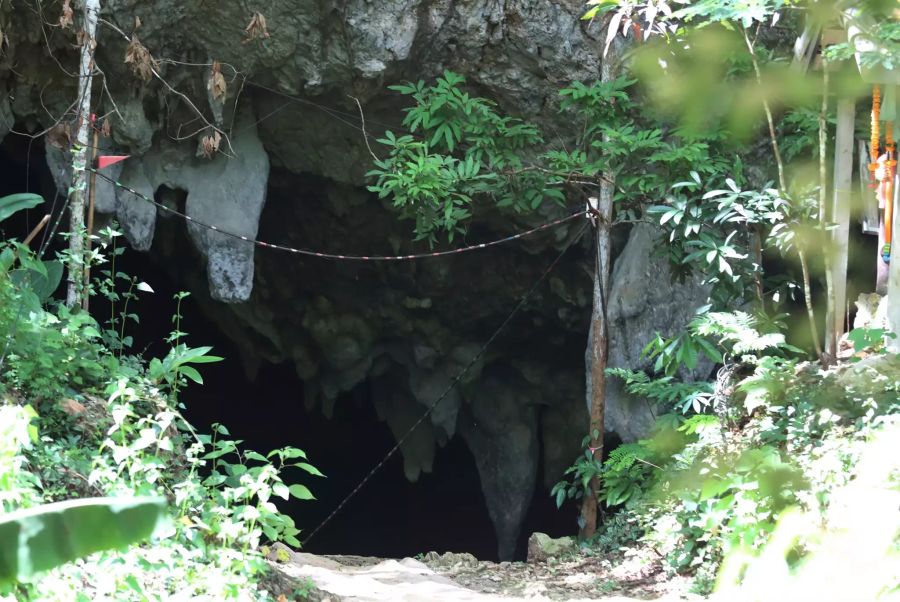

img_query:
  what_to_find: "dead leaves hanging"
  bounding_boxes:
[208,61,227,101]
[59,0,74,29]
[242,12,269,44]
[46,122,72,149]
[124,35,157,81]
[198,130,222,158]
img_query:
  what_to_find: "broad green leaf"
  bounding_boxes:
[9,260,63,302]
[288,484,315,500]
[0,496,166,584]
[293,463,325,477]
[272,483,290,500]
[244,451,268,463]
[178,365,203,384]
[0,193,43,223]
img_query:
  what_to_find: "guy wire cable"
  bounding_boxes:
[301,219,590,546]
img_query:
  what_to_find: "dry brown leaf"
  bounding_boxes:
[208,60,227,100]
[134,15,142,30]
[101,117,111,138]
[46,122,72,149]
[59,398,86,416]
[198,130,221,158]
[59,0,74,29]
[124,35,156,81]
[242,12,270,44]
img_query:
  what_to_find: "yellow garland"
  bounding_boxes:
[871,85,881,173]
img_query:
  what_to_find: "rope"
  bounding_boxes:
[301,220,589,546]
[88,167,586,262]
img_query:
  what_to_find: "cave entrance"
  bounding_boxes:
[0,134,578,560]
[101,222,507,559]
[99,205,584,561]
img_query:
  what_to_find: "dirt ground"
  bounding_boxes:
[269,544,702,601]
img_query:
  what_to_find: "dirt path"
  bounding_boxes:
[269,547,701,602]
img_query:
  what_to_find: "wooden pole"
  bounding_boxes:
[23,214,51,247]
[887,169,900,351]
[829,97,856,343]
[820,64,837,362]
[81,124,99,311]
[65,0,100,308]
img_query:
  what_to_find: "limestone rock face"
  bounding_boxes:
[589,224,712,442]
[459,366,540,561]
[1,0,710,560]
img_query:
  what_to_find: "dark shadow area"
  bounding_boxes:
[92,208,517,560]
[0,133,66,256]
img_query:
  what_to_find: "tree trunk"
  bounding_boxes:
[580,31,618,540]
[66,0,100,308]
[580,195,612,540]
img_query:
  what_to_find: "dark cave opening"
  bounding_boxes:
[0,133,579,561]
[92,231,578,562]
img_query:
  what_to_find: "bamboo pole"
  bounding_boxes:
[23,215,51,247]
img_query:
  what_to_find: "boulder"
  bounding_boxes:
[526,532,577,563]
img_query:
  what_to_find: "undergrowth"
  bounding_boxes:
[555,310,900,596]
[0,230,322,601]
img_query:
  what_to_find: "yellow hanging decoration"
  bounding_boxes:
[870,85,881,176]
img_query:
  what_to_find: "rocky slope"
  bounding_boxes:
[1,0,708,558]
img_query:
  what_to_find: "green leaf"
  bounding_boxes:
[700,478,730,501]
[178,365,203,384]
[244,451,268,463]
[288,484,315,500]
[278,448,307,460]
[0,193,43,223]
[272,483,290,500]
[293,463,325,477]
[9,260,63,302]
[0,496,166,585]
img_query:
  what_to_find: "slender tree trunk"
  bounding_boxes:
[750,226,764,308]
[82,127,100,311]
[66,0,100,308]
[580,29,618,540]
[743,29,786,195]
[743,27,821,356]
[580,196,612,540]
[799,248,823,357]
[819,65,837,363]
